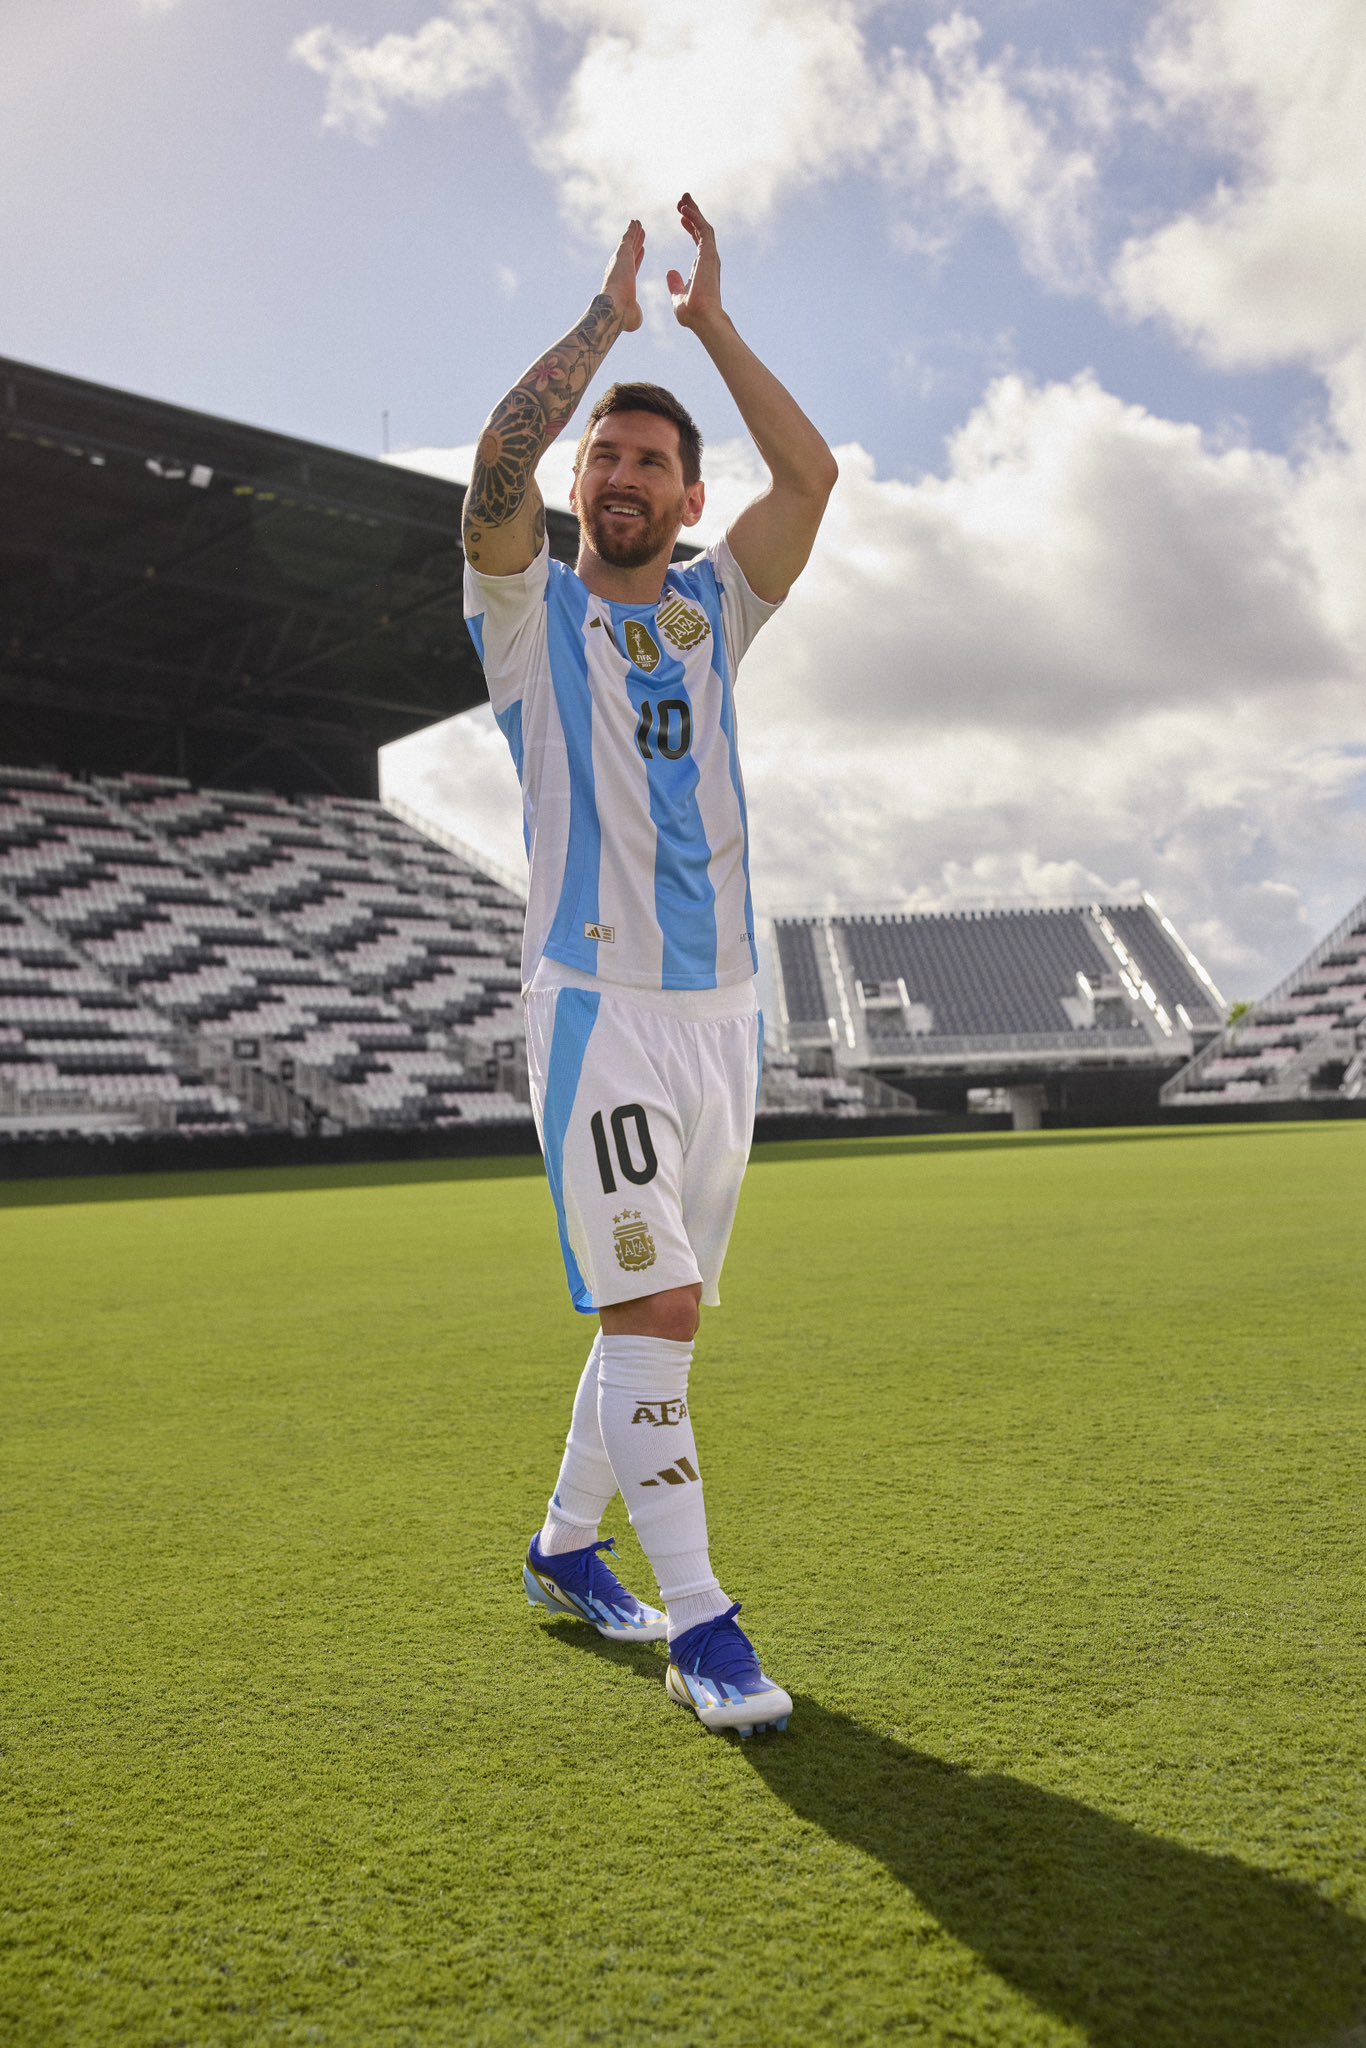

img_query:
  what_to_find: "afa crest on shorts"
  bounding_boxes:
[613,1209,657,1272]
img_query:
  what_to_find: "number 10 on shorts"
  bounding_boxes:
[590,1103,659,1194]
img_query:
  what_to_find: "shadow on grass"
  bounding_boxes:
[549,1631,1366,2047]
[744,1701,1366,2048]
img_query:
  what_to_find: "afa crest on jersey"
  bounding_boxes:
[658,596,711,652]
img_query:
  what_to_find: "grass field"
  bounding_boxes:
[2,1123,1364,2048]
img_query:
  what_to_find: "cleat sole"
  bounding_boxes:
[665,1665,793,1734]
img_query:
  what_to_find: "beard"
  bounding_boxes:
[579,491,685,570]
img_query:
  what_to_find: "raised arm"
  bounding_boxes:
[462,223,645,577]
[668,194,837,604]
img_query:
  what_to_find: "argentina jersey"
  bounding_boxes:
[464,534,780,992]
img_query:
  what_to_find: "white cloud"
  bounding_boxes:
[293,2,1104,287]
[531,0,886,242]
[383,372,1366,998]
[730,375,1364,989]
[1113,0,1366,370]
[291,3,525,143]
[635,277,682,349]
[880,14,1101,291]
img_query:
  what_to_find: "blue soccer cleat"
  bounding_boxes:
[665,1604,792,1736]
[523,1533,668,1642]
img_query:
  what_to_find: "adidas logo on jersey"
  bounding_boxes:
[584,922,615,942]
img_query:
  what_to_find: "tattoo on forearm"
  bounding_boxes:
[463,387,543,551]
[463,293,622,555]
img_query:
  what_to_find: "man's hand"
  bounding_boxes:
[667,193,723,332]
[603,220,645,335]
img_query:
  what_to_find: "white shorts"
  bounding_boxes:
[524,958,763,1315]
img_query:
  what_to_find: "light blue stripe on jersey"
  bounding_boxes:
[686,558,758,976]
[494,700,524,779]
[545,573,600,975]
[465,610,486,664]
[623,615,717,987]
[494,701,530,858]
[542,986,600,1314]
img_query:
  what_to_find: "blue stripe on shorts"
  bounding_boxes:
[542,986,600,1314]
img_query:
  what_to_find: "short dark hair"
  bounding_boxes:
[575,382,703,487]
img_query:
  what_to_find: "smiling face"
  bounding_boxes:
[571,410,706,573]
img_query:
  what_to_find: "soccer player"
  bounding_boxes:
[462,194,836,1735]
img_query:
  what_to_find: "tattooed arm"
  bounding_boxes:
[461,221,644,577]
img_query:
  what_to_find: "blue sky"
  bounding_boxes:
[5,0,1365,996]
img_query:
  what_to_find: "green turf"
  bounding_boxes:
[2,1124,1363,2047]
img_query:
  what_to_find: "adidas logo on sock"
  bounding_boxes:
[639,1456,699,1488]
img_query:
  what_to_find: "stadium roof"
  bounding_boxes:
[0,354,583,798]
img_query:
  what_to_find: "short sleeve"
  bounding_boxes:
[462,539,550,716]
[706,533,783,677]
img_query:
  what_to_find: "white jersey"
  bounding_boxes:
[463,534,779,992]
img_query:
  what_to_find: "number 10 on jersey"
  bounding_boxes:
[635,698,692,762]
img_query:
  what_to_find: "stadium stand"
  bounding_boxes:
[1,758,889,1143]
[753,1037,873,1118]
[773,899,1226,1123]
[2,755,900,1147]
[0,770,250,1138]
[0,764,528,1142]
[8,354,1354,1153]
[1161,891,1366,1107]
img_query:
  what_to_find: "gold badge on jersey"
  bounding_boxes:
[657,596,711,652]
[624,620,662,673]
[613,1210,657,1272]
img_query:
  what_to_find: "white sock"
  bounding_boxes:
[538,1334,617,1555]
[596,1334,731,1637]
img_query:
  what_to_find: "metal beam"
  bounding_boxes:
[0,644,459,721]
[0,531,454,641]
[0,667,388,751]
